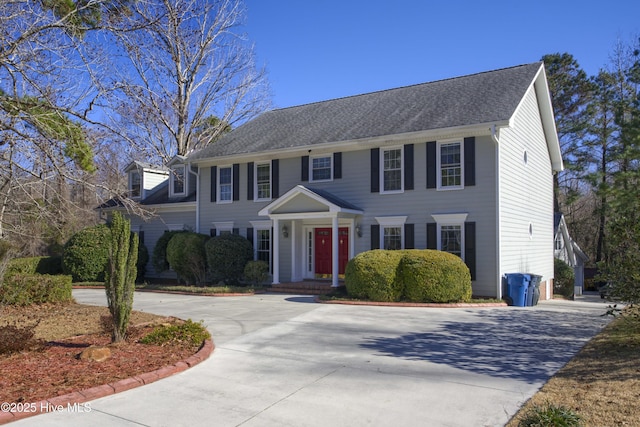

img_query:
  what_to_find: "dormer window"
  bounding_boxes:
[129,170,141,198]
[170,165,186,196]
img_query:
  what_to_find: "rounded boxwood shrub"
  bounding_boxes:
[205,233,253,285]
[243,260,269,286]
[399,250,472,303]
[62,224,111,282]
[166,232,209,285]
[152,230,186,273]
[345,250,405,302]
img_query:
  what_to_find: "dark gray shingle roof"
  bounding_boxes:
[191,62,542,160]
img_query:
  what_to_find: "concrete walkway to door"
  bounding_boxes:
[13,290,612,427]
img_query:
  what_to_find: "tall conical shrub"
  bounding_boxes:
[104,212,138,343]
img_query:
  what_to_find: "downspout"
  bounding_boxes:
[187,163,200,233]
[491,125,502,299]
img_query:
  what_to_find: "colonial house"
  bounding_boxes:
[103,62,563,299]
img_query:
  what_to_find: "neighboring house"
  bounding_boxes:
[103,62,563,299]
[554,212,589,295]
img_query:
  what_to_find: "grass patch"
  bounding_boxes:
[135,283,259,294]
[507,306,640,426]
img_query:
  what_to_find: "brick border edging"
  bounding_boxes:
[316,297,508,308]
[0,339,214,425]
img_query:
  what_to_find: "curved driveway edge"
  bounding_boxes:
[0,339,214,425]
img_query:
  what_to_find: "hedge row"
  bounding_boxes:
[0,274,73,306]
[345,249,472,303]
[6,256,63,277]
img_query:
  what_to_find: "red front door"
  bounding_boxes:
[314,227,349,275]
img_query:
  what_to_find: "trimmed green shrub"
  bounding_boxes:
[345,250,405,301]
[137,243,149,282]
[400,250,472,303]
[205,233,253,285]
[140,319,210,349]
[6,256,63,277]
[166,232,209,285]
[0,274,73,306]
[62,224,111,282]
[554,258,575,298]
[243,260,269,286]
[152,230,186,273]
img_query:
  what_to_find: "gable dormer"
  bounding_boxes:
[123,161,169,200]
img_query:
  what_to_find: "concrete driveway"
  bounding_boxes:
[13,290,611,427]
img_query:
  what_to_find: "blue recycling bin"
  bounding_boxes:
[503,273,530,307]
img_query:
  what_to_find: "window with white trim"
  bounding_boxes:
[432,213,467,260]
[213,221,234,236]
[251,220,272,271]
[129,170,141,198]
[170,165,185,196]
[376,216,407,250]
[438,141,463,189]
[255,162,271,200]
[381,147,403,193]
[218,166,232,203]
[310,155,332,182]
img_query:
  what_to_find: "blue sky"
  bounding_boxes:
[244,0,639,109]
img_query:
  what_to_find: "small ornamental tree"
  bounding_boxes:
[104,212,138,343]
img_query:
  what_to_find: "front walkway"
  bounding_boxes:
[13,290,613,427]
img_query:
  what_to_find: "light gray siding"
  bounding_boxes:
[498,85,555,297]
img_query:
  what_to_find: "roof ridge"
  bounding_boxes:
[271,62,542,112]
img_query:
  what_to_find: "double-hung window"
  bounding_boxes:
[310,155,332,182]
[255,162,271,200]
[129,171,141,198]
[432,213,468,260]
[375,216,407,250]
[170,165,185,196]
[381,147,403,193]
[218,166,232,203]
[438,141,463,189]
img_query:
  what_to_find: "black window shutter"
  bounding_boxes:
[426,142,436,189]
[232,164,240,201]
[246,228,254,246]
[138,231,145,245]
[333,152,342,179]
[210,228,217,237]
[371,224,380,249]
[404,224,415,249]
[272,159,279,198]
[464,222,476,280]
[404,144,414,190]
[233,228,239,235]
[464,137,476,187]
[247,162,254,200]
[371,148,380,193]
[210,166,217,202]
[426,223,437,249]
[301,156,309,181]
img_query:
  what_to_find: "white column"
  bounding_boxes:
[273,218,280,284]
[290,220,296,282]
[331,215,339,287]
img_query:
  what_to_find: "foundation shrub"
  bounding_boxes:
[554,258,575,298]
[152,230,186,273]
[62,224,111,282]
[0,274,73,306]
[345,250,405,301]
[243,260,269,286]
[6,256,63,277]
[400,250,472,303]
[205,234,253,285]
[166,232,209,285]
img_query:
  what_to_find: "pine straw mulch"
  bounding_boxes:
[0,303,199,404]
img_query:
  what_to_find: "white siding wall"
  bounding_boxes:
[142,170,169,198]
[498,85,555,297]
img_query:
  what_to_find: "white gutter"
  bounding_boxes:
[187,163,200,233]
[491,125,502,299]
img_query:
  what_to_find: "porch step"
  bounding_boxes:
[269,281,340,295]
